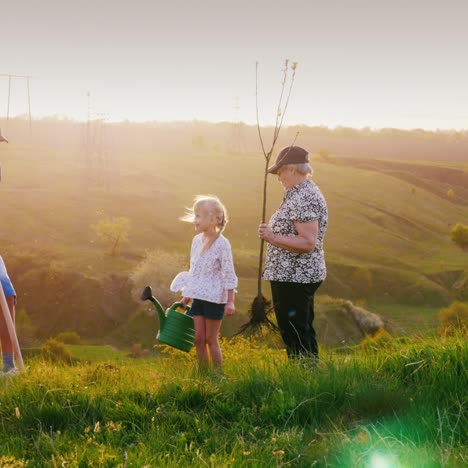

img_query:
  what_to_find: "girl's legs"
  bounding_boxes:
[193,316,209,366]
[205,319,223,368]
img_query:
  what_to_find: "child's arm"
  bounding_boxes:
[181,296,192,307]
[225,289,235,316]
[220,240,238,290]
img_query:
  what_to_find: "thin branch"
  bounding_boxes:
[273,59,289,143]
[271,62,297,150]
[255,61,267,159]
[254,60,299,301]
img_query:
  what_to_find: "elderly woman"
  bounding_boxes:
[258,146,328,359]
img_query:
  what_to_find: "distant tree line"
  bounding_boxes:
[4,116,468,156]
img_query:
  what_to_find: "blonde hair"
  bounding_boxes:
[181,195,228,252]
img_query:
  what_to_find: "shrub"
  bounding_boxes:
[439,301,468,336]
[343,300,384,335]
[91,216,131,256]
[130,248,188,308]
[55,331,82,345]
[450,223,468,250]
[41,338,73,364]
[361,327,393,351]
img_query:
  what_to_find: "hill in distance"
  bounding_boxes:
[0,127,467,341]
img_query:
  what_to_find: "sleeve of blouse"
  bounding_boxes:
[189,236,198,270]
[220,239,238,290]
[287,192,319,223]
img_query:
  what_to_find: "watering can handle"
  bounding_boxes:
[173,302,193,316]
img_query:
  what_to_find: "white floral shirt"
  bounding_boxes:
[171,233,238,304]
[262,179,328,283]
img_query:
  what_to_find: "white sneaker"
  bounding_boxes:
[1,367,19,377]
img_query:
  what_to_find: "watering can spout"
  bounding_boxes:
[140,285,165,324]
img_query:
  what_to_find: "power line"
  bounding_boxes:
[0,73,34,140]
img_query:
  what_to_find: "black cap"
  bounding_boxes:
[267,146,309,174]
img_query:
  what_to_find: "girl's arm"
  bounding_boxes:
[225,289,235,316]
[220,240,237,315]
[220,241,238,291]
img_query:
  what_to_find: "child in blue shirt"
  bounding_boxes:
[0,256,18,376]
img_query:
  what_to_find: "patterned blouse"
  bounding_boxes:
[262,179,328,283]
[171,233,238,304]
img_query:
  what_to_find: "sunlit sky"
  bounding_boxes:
[2,0,468,130]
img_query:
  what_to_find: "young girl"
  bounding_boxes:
[171,195,237,369]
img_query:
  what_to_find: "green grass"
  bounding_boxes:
[0,336,466,466]
[66,345,133,363]
[370,303,441,335]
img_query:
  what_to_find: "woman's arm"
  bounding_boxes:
[258,220,318,253]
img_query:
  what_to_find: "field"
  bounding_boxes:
[0,134,467,341]
[1,123,467,466]
[0,335,467,466]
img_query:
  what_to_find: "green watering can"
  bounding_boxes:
[140,286,195,353]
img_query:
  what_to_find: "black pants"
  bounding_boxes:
[270,281,322,358]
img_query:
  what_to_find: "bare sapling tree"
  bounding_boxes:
[238,59,298,335]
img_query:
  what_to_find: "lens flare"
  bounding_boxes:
[369,451,399,468]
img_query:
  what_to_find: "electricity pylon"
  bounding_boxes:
[1,73,33,141]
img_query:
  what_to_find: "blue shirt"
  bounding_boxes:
[0,256,16,297]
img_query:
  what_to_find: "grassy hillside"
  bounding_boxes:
[0,335,466,466]
[0,144,467,337]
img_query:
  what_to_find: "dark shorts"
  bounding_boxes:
[190,299,225,320]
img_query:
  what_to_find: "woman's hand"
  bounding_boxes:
[258,223,276,243]
[259,220,318,253]
[225,301,235,316]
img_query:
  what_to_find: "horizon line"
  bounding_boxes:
[2,114,467,134]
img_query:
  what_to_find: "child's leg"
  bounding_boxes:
[193,316,209,366]
[205,319,223,368]
[0,296,16,371]
[0,296,15,352]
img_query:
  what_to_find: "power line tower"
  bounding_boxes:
[0,73,33,142]
[83,91,112,190]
